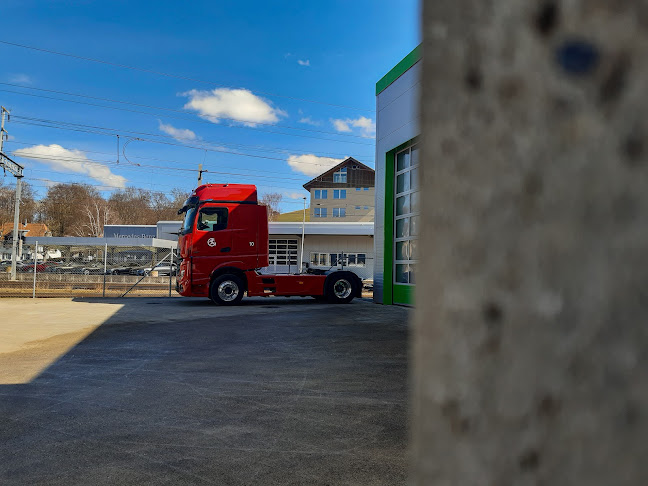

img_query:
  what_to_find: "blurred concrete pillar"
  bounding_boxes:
[414,1,647,484]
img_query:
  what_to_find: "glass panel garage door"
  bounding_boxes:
[394,144,419,289]
[269,239,298,266]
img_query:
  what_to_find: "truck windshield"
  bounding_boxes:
[182,207,197,235]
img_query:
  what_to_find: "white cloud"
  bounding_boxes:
[158,121,197,141]
[14,144,127,189]
[299,117,320,126]
[8,73,32,85]
[332,119,351,132]
[297,59,310,66]
[283,191,307,200]
[331,116,376,138]
[287,154,345,177]
[182,88,286,126]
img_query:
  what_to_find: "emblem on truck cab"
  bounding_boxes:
[249,242,255,247]
[207,238,217,247]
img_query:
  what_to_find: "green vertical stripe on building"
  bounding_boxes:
[383,136,418,306]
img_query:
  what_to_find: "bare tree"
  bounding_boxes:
[108,187,154,224]
[150,189,189,222]
[0,180,37,224]
[73,199,113,237]
[259,192,283,222]
[40,183,99,236]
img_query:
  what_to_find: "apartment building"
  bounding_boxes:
[302,157,375,222]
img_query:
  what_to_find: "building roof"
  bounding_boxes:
[302,157,375,191]
[376,44,421,95]
[275,209,311,222]
[23,236,177,249]
[269,222,374,236]
[0,222,51,238]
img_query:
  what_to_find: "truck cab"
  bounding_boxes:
[177,183,361,305]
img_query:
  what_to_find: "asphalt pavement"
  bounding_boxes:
[0,297,410,485]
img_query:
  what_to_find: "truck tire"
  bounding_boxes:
[210,274,244,306]
[325,272,358,304]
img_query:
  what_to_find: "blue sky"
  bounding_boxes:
[0,0,419,212]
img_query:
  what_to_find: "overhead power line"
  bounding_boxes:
[0,39,375,112]
[8,117,376,169]
[6,139,369,182]
[1,92,374,146]
[6,117,373,160]
[11,150,375,186]
[5,130,372,160]
[0,83,374,141]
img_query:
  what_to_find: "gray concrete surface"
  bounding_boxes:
[0,297,409,485]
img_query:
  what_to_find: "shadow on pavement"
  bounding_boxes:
[0,296,410,485]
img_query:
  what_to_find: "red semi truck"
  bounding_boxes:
[176,183,362,305]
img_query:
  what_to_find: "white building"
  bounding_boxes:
[264,222,374,280]
[374,45,420,305]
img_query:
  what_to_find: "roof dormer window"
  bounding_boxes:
[333,167,347,183]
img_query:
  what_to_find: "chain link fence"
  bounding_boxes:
[0,241,374,298]
[0,243,177,298]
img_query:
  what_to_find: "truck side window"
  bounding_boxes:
[196,207,228,232]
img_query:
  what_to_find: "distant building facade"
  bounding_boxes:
[302,157,375,222]
[0,222,52,261]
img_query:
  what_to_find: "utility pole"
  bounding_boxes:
[0,106,24,280]
[299,197,306,274]
[197,163,204,187]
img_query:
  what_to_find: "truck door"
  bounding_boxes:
[228,204,260,269]
[191,205,233,285]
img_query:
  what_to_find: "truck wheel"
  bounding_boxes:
[210,274,244,306]
[325,274,357,304]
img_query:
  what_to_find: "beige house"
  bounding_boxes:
[302,157,375,222]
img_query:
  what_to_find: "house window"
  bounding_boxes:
[363,206,369,210]
[363,187,369,191]
[355,206,361,210]
[314,207,328,218]
[394,144,419,285]
[311,252,367,267]
[268,239,298,266]
[310,252,331,266]
[333,167,347,183]
[314,189,328,200]
[333,189,346,199]
[332,208,346,218]
[356,187,361,191]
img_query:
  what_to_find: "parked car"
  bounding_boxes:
[107,262,148,275]
[140,263,177,276]
[51,264,90,274]
[128,264,154,276]
[17,261,49,273]
[81,264,107,275]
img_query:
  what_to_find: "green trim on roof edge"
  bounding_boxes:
[376,45,421,96]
